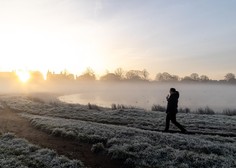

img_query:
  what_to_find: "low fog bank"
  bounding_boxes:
[68,82,236,113]
[1,81,236,113]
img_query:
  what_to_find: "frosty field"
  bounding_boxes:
[1,94,235,168]
[0,133,83,168]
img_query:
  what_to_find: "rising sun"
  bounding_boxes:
[16,70,31,83]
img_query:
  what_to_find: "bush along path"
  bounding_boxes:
[0,102,123,168]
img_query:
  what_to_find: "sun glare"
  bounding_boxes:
[16,70,31,83]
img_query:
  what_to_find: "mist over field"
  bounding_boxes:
[49,82,236,112]
[0,78,235,113]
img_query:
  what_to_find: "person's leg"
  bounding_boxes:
[170,113,186,132]
[164,113,171,131]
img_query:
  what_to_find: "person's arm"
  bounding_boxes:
[166,94,170,101]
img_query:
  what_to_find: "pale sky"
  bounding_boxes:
[0,0,235,79]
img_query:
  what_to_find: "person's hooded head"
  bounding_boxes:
[170,88,179,99]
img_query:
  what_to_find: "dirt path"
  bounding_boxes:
[0,103,123,168]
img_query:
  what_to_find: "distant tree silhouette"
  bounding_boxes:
[181,73,200,82]
[181,76,193,82]
[190,73,200,81]
[155,72,179,82]
[126,70,142,81]
[2,67,235,84]
[114,68,125,80]
[125,69,150,81]
[200,75,210,82]
[141,69,149,80]
[225,73,236,83]
[100,73,121,81]
[76,68,96,81]
[155,72,170,81]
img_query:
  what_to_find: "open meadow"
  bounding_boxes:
[1,0,236,167]
[0,94,235,168]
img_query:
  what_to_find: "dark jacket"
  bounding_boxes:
[166,91,179,114]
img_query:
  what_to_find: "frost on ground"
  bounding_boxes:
[3,95,236,135]
[0,133,84,168]
[22,113,236,168]
[2,95,236,168]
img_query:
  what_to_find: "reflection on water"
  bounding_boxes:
[58,83,236,112]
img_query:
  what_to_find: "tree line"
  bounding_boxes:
[1,68,236,84]
[48,68,236,84]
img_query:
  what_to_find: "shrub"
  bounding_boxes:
[151,104,166,112]
[178,107,191,113]
[88,103,100,111]
[117,104,126,109]
[111,104,117,110]
[111,104,138,110]
[195,107,215,115]
[222,109,236,116]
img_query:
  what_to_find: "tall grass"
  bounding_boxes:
[151,104,166,112]
[88,103,101,111]
[195,107,215,115]
[152,104,216,115]
[222,109,236,116]
[111,104,140,110]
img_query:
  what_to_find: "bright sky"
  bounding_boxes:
[0,0,235,79]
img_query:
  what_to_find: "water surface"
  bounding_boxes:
[58,83,236,112]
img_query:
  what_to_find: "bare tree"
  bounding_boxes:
[200,75,210,82]
[100,73,121,81]
[126,70,142,81]
[190,73,199,81]
[114,68,125,80]
[141,69,149,80]
[225,73,235,81]
[162,72,172,81]
[76,68,96,81]
[155,72,178,82]
[171,75,180,81]
[224,73,235,83]
[155,73,164,81]
[181,76,193,82]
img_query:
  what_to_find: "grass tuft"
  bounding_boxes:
[111,104,138,110]
[195,107,215,115]
[88,103,101,111]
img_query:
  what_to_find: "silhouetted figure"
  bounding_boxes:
[164,88,187,133]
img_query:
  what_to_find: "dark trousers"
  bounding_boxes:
[165,112,186,132]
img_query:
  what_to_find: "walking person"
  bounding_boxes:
[164,88,187,133]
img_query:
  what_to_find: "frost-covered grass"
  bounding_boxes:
[21,114,236,168]
[0,133,83,168]
[2,95,236,168]
[3,95,236,135]
[223,109,236,116]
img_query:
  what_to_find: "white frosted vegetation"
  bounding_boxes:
[3,95,236,135]
[21,113,236,168]
[0,133,83,168]
[2,95,236,168]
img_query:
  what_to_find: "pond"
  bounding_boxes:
[58,83,236,112]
